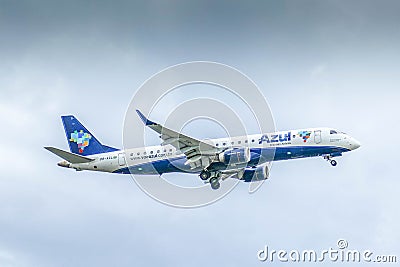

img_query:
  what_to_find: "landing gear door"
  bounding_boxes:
[314,130,322,144]
[118,153,126,166]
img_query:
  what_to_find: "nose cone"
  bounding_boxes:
[350,138,361,150]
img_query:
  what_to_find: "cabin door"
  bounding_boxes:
[314,130,322,144]
[118,153,126,166]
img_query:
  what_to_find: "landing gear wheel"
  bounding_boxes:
[330,160,337,166]
[210,177,220,190]
[200,170,211,180]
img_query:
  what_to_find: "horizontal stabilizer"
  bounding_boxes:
[44,147,94,164]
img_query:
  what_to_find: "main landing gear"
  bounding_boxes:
[199,170,221,190]
[200,170,211,180]
[210,177,220,190]
[324,155,337,166]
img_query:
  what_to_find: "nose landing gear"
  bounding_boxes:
[324,155,337,166]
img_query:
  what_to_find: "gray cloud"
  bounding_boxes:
[1,0,400,266]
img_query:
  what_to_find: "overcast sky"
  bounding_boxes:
[1,0,400,266]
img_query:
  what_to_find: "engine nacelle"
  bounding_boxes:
[218,147,251,166]
[241,165,269,182]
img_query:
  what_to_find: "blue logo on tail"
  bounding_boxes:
[70,130,92,154]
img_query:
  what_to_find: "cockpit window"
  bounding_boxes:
[330,130,338,134]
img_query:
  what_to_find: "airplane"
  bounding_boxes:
[45,110,361,190]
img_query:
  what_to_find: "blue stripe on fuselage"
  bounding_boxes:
[112,146,350,174]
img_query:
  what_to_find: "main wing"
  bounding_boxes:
[135,110,271,190]
[136,110,221,169]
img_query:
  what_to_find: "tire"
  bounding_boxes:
[210,177,220,190]
[330,160,337,166]
[200,170,211,180]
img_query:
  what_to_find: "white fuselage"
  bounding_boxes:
[63,127,360,174]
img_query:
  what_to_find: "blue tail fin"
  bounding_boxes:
[61,115,118,156]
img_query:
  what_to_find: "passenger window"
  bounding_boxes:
[245,140,248,143]
[137,152,140,155]
[251,139,255,142]
[223,142,226,146]
[330,130,337,134]
[157,150,160,153]
[143,152,147,155]
[150,151,153,154]
[238,141,241,144]
[130,153,133,156]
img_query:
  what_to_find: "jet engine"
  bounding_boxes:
[218,147,251,166]
[241,165,269,182]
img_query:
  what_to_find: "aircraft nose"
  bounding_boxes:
[351,138,361,150]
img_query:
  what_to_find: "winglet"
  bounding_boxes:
[136,110,156,126]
